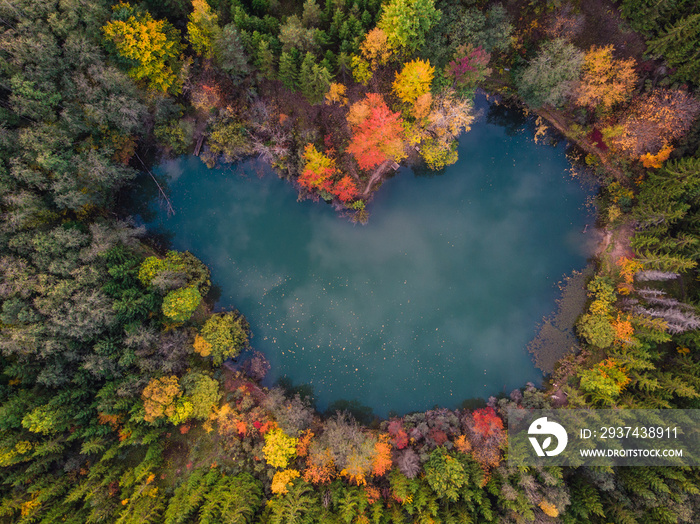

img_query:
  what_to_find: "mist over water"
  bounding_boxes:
[152,96,594,416]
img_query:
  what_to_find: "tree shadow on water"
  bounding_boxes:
[324,399,377,426]
[486,102,528,136]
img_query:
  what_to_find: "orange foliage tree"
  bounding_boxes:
[341,451,372,485]
[296,429,314,457]
[574,45,637,111]
[347,93,406,170]
[303,448,335,484]
[454,434,472,454]
[360,28,393,66]
[371,436,392,476]
[465,407,505,471]
[612,313,635,345]
[616,256,643,284]
[610,89,700,157]
[640,144,673,168]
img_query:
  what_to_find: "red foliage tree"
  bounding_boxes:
[471,407,504,439]
[445,45,491,92]
[346,93,406,170]
[298,143,337,193]
[392,430,408,449]
[332,176,358,202]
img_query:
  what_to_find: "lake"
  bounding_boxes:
[151,96,594,416]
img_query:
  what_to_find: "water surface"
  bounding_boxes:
[152,98,593,415]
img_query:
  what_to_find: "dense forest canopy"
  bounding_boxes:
[0,0,700,522]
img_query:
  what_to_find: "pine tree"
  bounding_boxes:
[298,52,331,104]
[278,51,299,90]
[648,14,700,84]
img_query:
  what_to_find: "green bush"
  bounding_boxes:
[162,286,202,322]
[199,312,249,365]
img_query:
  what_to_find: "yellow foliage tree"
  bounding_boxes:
[575,45,637,110]
[263,429,298,469]
[325,82,348,105]
[142,376,181,422]
[539,500,559,518]
[340,451,371,485]
[392,59,435,106]
[193,334,212,357]
[187,0,219,58]
[418,90,474,170]
[350,55,372,86]
[102,3,183,93]
[271,469,300,494]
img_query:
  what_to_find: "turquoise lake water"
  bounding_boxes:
[151,97,594,416]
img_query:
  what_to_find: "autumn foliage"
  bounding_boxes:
[271,469,300,495]
[445,45,492,94]
[303,449,335,484]
[370,437,392,476]
[347,93,406,170]
[640,144,673,168]
[102,3,182,93]
[325,83,348,105]
[332,176,359,202]
[574,45,637,110]
[612,313,635,344]
[299,144,337,193]
[471,407,503,439]
[609,89,700,157]
[142,376,181,422]
[392,59,434,106]
[299,145,358,202]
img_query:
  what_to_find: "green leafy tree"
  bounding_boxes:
[516,38,583,108]
[263,479,321,523]
[279,51,300,90]
[162,286,202,322]
[198,312,249,365]
[378,0,441,53]
[423,447,469,502]
[578,358,631,405]
[180,372,221,420]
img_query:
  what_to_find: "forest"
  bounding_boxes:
[1,0,700,522]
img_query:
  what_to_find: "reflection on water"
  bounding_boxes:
[151,96,594,416]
